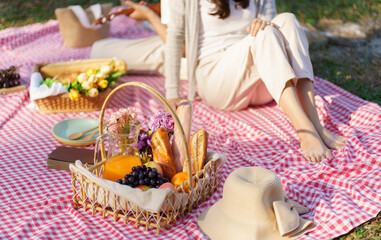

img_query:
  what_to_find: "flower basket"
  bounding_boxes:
[35,58,127,114]
[69,82,226,234]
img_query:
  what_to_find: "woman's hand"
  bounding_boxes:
[246,18,275,37]
[124,1,154,21]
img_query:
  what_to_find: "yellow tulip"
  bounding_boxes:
[69,89,79,101]
[98,79,108,89]
[86,69,97,76]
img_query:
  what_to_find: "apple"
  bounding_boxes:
[158,182,175,191]
[144,161,163,175]
[135,185,150,191]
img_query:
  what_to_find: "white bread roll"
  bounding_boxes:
[172,100,193,173]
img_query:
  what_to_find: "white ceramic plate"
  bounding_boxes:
[52,118,99,146]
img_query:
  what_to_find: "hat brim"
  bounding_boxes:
[198,200,313,240]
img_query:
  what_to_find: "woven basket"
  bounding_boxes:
[35,59,127,114]
[70,82,223,234]
[35,89,111,114]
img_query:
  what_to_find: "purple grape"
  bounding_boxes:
[148,171,155,178]
[150,179,156,186]
[122,179,128,185]
[144,178,150,185]
[138,172,144,179]
[128,176,135,183]
[139,179,145,185]
[14,80,20,86]
[117,179,123,184]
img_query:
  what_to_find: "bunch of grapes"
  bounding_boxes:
[0,66,21,89]
[117,164,169,188]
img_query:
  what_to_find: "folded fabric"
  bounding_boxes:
[29,72,68,101]
[68,4,102,29]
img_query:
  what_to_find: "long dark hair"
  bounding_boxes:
[209,0,250,19]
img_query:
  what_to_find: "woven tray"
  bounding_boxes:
[35,59,126,114]
[70,82,224,234]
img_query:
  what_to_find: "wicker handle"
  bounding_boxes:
[97,82,193,189]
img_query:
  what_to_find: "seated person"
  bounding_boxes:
[92,0,347,163]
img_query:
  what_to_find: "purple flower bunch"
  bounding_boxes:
[148,112,174,134]
[138,131,151,150]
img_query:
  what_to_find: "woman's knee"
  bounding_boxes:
[272,12,298,27]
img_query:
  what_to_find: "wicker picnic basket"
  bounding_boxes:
[35,59,127,114]
[70,82,225,234]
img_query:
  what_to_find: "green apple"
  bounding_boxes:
[135,185,150,191]
[144,161,163,175]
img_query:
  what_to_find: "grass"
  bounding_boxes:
[0,1,380,238]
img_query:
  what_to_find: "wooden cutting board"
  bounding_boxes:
[0,85,27,95]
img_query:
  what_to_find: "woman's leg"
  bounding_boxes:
[254,27,331,162]
[296,79,347,149]
[279,81,332,162]
[272,13,347,150]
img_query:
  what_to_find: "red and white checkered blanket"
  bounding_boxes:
[0,14,380,240]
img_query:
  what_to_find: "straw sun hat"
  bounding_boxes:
[198,167,314,240]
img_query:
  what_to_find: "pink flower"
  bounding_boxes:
[107,108,138,134]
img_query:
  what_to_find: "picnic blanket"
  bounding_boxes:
[1,12,381,240]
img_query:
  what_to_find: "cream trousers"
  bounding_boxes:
[90,35,188,79]
[196,13,314,111]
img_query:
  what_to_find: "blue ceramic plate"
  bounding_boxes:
[52,118,99,146]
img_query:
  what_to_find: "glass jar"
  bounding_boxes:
[95,120,142,182]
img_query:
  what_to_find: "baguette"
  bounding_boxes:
[151,128,177,180]
[40,59,127,78]
[185,129,208,174]
[172,100,193,173]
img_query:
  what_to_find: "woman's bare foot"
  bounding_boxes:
[316,127,347,150]
[297,129,333,162]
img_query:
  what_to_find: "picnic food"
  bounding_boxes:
[40,60,125,101]
[158,182,175,190]
[151,128,177,180]
[135,185,150,191]
[0,66,21,89]
[188,129,209,174]
[144,161,164,175]
[172,100,193,172]
[171,172,195,193]
[103,155,142,182]
[116,164,169,188]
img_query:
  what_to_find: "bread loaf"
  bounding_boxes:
[151,128,177,180]
[40,59,127,78]
[185,129,208,174]
[172,100,193,173]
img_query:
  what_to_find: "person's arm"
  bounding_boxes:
[165,0,185,101]
[246,0,277,37]
[125,1,167,42]
[258,0,277,22]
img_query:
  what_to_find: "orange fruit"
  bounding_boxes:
[171,172,195,193]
